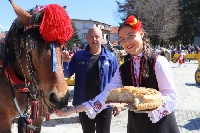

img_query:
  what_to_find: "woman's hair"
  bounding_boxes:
[118,18,151,78]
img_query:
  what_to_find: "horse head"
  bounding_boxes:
[5,0,73,113]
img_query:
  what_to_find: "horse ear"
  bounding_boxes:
[63,6,67,9]
[9,0,32,25]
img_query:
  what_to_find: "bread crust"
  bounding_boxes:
[106,86,162,110]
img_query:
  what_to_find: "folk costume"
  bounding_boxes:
[82,52,180,133]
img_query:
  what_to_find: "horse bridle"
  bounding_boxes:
[5,31,57,131]
[18,35,57,130]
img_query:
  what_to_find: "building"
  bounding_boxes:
[110,26,120,46]
[72,19,111,48]
[0,31,7,43]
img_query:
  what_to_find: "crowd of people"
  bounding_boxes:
[154,43,199,57]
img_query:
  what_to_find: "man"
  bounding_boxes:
[63,26,119,133]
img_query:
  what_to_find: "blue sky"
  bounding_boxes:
[0,0,124,31]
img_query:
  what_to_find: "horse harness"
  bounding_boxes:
[0,26,52,132]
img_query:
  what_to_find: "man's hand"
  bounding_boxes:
[63,50,73,62]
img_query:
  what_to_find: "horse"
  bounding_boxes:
[0,0,73,133]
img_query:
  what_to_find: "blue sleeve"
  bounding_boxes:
[111,53,119,76]
[63,54,76,78]
[63,62,71,78]
[69,54,76,77]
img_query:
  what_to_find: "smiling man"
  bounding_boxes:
[61,26,119,133]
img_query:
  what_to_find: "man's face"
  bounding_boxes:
[87,29,103,50]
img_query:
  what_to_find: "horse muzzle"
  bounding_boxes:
[43,90,70,112]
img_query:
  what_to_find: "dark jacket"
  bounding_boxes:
[63,45,118,106]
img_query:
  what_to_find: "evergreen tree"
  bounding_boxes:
[66,21,81,50]
[173,0,200,45]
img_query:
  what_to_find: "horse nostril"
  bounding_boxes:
[49,93,60,104]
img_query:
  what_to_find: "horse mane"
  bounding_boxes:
[4,3,73,68]
[4,8,45,68]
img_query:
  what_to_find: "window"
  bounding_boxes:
[83,23,89,28]
[82,33,87,39]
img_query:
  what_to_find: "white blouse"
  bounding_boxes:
[82,55,178,123]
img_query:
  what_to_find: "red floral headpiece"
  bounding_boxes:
[126,15,142,32]
[39,4,73,44]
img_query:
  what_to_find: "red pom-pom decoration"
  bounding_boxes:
[39,4,73,44]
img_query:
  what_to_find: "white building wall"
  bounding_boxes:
[110,33,119,42]
[72,19,111,47]
[73,20,95,46]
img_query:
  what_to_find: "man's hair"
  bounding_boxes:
[87,26,102,35]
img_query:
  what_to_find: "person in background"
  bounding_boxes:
[61,26,119,133]
[178,50,186,67]
[55,15,179,133]
[160,47,166,57]
[177,44,185,54]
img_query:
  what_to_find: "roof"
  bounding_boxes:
[110,26,119,34]
[72,18,111,26]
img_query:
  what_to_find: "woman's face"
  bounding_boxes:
[118,26,144,56]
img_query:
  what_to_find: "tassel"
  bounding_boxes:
[45,112,50,121]
[40,4,73,44]
[31,100,40,119]
[24,119,33,133]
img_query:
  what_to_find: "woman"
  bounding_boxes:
[55,15,180,133]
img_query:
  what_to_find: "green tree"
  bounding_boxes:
[66,21,81,50]
[173,0,200,46]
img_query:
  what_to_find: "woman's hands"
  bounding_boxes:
[124,104,137,111]
[124,103,163,112]
[112,107,121,117]
[54,106,75,117]
[54,105,88,117]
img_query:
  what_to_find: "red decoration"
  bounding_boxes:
[39,4,73,44]
[126,15,142,32]
[24,119,33,133]
[45,112,50,121]
[31,100,40,119]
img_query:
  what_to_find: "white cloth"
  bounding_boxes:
[83,55,178,123]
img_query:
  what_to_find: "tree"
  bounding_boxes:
[174,0,200,45]
[116,0,180,46]
[66,21,81,50]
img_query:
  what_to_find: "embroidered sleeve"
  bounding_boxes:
[82,67,123,119]
[147,56,178,123]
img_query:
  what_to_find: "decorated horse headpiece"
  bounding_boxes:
[126,15,142,33]
[9,0,73,44]
[9,0,73,72]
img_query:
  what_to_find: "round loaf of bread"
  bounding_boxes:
[106,86,162,110]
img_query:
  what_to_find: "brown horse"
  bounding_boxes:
[0,1,73,133]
